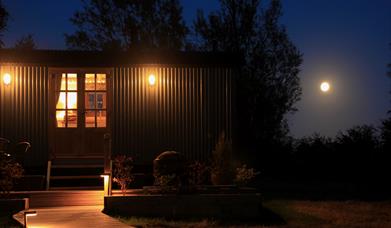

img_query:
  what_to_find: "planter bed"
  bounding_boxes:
[103,191,262,219]
[0,198,29,217]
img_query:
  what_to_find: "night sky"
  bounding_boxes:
[2,0,391,138]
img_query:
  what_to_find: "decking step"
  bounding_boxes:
[52,164,104,168]
[50,175,102,180]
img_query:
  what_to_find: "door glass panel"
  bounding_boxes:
[97,111,106,128]
[56,111,66,128]
[84,73,107,128]
[96,92,106,109]
[67,110,77,128]
[56,92,66,109]
[85,111,96,128]
[56,73,78,128]
[85,74,95,90]
[67,74,77,90]
[85,93,95,109]
[67,92,78,109]
[60,74,67,90]
[96,74,106,90]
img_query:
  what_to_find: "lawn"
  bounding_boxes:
[118,200,391,228]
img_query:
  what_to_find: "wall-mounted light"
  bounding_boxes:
[3,73,11,85]
[148,74,156,86]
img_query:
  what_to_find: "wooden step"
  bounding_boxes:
[50,175,102,180]
[52,164,104,168]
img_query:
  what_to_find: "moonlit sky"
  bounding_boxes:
[2,0,391,138]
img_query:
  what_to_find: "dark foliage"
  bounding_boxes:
[0,0,8,48]
[13,34,36,50]
[153,151,186,186]
[193,0,302,165]
[287,125,391,183]
[113,154,134,195]
[65,0,188,51]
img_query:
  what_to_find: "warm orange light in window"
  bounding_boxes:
[3,73,11,85]
[148,74,156,86]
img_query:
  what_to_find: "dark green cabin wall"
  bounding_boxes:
[0,65,49,167]
[0,64,232,166]
[111,66,232,163]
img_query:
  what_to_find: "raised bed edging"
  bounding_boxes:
[103,193,262,219]
[0,198,29,217]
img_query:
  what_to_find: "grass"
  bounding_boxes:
[117,200,391,228]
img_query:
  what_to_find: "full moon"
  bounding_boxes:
[320,82,330,92]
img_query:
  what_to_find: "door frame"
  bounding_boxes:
[48,67,113,159]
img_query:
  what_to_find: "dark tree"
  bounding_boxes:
[65,0,188,51]
[14,34,36,50]
[0,0,8,48]
[194,0,302,162]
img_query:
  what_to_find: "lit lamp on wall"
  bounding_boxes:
[101,173,112,196]
[3,73,11,85]
[148,74,156,86]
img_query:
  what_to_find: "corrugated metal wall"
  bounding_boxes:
[0,64,232,166]
[112,66,232,163]
[0,65,49,166]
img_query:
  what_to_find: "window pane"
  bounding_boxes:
[96,74,106,90]
[67,74,77,91]
[97,111,106,128]
[56,92,66,109]
[67,110,77,128]
[56,111,66,128]
[85,111,96,128]
[67,92,77,109]
[85,92,95,109]
[60,74,66,90]
[96,92,106,109]
[85,74,95,90]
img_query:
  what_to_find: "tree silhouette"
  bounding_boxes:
[65,0,188,51]
[14,34,36,50]
[193,0,302,162]
[0,0,8,48]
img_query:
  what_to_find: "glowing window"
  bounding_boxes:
[84,73,107,128]
[56,73,78,128]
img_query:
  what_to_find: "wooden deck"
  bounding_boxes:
[12,190,104,208]
[14,206,132,228]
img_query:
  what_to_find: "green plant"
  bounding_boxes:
[154,174,177,193]
[113,155,134,196]
[187,161,210,186]
[153,151,185,187]
[211,133,235,185]
[234,164,259,186]
[0,153,23,198]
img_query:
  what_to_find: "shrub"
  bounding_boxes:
[211,133,235,185]
[113,155,134,195]
[234,164,259,186]
[153,151,185,187]
[187,161,210,186]
[0,153,24,198]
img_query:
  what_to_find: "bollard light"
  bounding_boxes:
[24,210,37,228]
[101,173,111,196]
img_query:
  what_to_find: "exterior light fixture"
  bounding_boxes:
[3,73,11,85]
[24,210,37,228]
[148,74,156,86]
[101,173,112,196]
